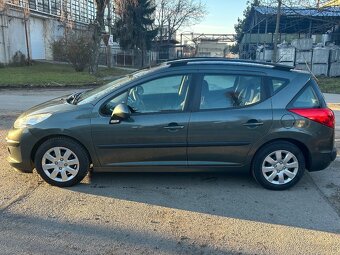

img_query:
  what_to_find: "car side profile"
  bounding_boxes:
[6,58,336,190]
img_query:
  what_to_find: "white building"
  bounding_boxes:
[196,39,228,58]
[0,0,96,64]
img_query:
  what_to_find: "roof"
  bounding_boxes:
[243,5,340,35]
[254,6,340,17]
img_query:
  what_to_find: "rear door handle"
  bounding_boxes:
[243,119,264,127]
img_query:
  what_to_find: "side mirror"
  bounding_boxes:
[110,103,131,124]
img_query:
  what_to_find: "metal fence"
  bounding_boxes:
[99,48,159,68]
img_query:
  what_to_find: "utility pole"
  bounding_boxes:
[272,0,282,63]
[107,0,112,68]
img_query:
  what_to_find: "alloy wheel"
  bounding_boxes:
[41,147,80,182]
[261,150,299,185]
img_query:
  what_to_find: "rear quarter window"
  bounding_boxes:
[290,85,321,108]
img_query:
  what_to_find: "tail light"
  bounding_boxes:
[289,108,335,129]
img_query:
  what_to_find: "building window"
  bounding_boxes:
[37,0,50,13]
[50,0,61,16]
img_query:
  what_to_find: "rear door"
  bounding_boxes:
[187,72,273,167]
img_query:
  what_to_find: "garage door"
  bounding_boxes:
[29,18,45,60]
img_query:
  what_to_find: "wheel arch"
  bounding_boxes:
[30,135,93,167]
[250,138,311,171]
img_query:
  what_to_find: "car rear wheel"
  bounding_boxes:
[252,141,305,190]
[35,137,90,187]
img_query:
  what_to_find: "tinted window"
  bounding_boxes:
[128,75,190,113]
[200,75,262,110]
[291,86,321,108]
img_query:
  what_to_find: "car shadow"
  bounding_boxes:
[69,171,340,234]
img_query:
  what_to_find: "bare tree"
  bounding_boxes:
[272,0,282,62]
[0,0,6,12]
[154,0,207,46]
[89,0,109,74]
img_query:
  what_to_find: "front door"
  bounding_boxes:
[91,74,192,169]
[188,73,273,166]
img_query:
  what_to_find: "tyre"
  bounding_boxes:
[252,141,305,190]
[34,137,90,187]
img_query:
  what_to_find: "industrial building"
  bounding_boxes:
[239,5,340,76]
[0,0,169,67]
[0,0,96,64]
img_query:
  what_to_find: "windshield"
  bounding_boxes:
[76,66,165,105]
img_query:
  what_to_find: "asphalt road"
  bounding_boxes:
[0,88,339,255]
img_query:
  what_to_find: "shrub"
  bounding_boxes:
[51,32,93,72]
[65,33,93,72]
[10,51,27,66]
[51,38,68,62]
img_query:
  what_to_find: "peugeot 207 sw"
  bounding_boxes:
[6,58,336,190]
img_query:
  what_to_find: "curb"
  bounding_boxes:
[0,84,99,90]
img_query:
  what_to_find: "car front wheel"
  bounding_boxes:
[252,141,305,190]
[35,137,90,187]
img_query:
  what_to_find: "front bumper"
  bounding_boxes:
[6,128,38,173]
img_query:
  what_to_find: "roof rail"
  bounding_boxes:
[167,58,294,70]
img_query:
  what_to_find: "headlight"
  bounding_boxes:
[14,113,52,129]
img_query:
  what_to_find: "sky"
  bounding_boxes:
[182,0,249,34]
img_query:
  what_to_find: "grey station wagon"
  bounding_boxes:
[6,58,336,190]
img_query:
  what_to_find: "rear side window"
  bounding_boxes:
[269,77,289,94]
[199,74,263,110]
[290,85,321,108]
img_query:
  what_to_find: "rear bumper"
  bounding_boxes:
[308,147,337,172]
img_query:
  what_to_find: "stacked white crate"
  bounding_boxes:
[263,49,273,62]
[312,44,330,76]
[329,46,340,77]
[256,46,273,62]
[256,46,264,61]
[292,39,313,71]
[277,42,295,66]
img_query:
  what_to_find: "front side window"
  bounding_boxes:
[200,74,263,110]
[128,75,191,113]
[102,75,191,115]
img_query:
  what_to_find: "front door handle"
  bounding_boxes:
[243,119,264,127]
[164,123,185,130]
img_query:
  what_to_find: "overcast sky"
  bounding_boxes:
[181,0,249,34]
